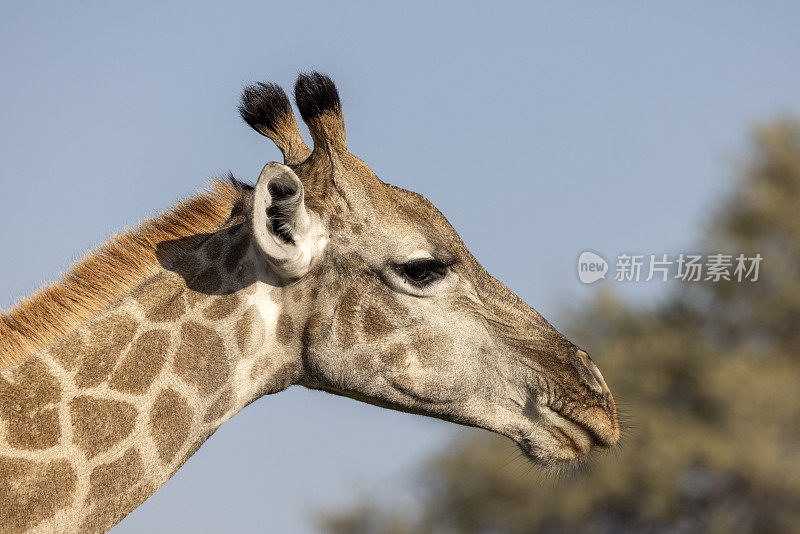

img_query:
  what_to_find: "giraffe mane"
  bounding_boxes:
[0,175,251,369]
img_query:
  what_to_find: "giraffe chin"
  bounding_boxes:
[517,406,599,468]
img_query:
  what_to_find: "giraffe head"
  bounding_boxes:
[240,73,619,467]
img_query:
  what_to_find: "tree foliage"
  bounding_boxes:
[317,119,800,534]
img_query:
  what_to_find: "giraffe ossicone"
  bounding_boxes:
[0,72,619,533]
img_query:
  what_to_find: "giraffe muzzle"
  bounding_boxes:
[561,348,620,448]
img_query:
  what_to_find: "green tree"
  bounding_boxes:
[317,119,800,534]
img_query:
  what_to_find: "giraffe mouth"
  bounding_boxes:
[516,403,606,466]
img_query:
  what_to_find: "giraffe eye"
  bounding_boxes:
[397,258,447,287]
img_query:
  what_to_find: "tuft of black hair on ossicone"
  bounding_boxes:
[238,82,293,137]
[294,71,341,123]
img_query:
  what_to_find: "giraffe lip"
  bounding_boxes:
[545,400,620,448]
[545,407,602,449]
[516,404,600,465]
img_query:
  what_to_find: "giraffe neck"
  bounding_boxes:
[0,225,303,534]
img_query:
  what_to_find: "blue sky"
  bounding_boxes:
[1,2,799,532]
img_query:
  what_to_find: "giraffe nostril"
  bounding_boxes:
[572,349,609,395]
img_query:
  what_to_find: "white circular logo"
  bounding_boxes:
[577,251,608,284]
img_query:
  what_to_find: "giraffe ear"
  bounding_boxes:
[251,162,318,279]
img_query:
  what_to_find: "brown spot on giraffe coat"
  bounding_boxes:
[410,330,445,367]
[131,274,187,323]
[49,330,86,370]
[276,313,294,345]
[202,294,241,320]
[109,329,170,394]
[88,447,144,501]
[249,356,269,381]
[149,388,192,464]
[362,306,393,342]
[234,306,258,353]
[80,481,155,533]
[336,287,360,348]
[173,321,229,396]
[174,254,201,281]
[0,457,76,534]
[235,305,265,356]
[235,306,255,353]
[75,312,138,388]
[70,396,137,458]
[0,359,61,450]
[203,388,234,423]
[326,278,340,297]
[186,267,222,308]
[302,312,326,346]
[380,343,407,367]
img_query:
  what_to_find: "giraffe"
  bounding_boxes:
[0,72,619,533]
